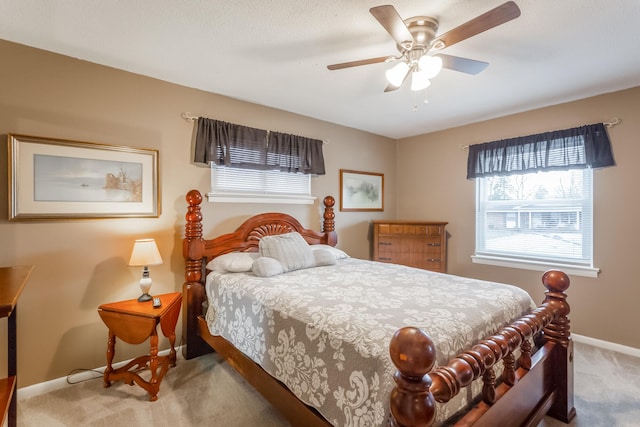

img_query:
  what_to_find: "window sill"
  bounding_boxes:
[207,192,316,205]
[471,254,600,278]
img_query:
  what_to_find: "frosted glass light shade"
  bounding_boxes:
[385,61,410,87]
[418,55,443,79]
[411,70,431,91]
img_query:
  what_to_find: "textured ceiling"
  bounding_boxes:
[1,0,639,139]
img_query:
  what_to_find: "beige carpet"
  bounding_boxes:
[17,341,640,426]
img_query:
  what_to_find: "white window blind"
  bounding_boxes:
[208,165,314,204]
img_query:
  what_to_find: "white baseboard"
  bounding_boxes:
[573,334,640,358]
[18,347,181,400]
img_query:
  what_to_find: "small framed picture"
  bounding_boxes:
[339,169,384,212]
[8,134,159,220]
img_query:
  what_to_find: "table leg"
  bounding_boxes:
[8,306,16,427]
[103,331,116,388]
[148,331,159,401]
[168,330,177,367]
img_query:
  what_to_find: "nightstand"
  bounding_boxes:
[98,292,182,401]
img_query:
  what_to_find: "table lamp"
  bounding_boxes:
[128,238,163,302]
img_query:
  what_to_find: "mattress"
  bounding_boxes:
[205,258,535,426]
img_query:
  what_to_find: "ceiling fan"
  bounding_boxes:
[327,1,521,93]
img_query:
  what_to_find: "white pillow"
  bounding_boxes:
[206,252,258,272]
[252,257,285,277]
[259,232,315,273]
[313,249,337,266]
[310,244,349,260]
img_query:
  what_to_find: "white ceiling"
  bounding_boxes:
[1,0,639,139]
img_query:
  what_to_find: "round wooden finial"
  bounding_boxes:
[323,195,335,208]
[542,270,570,293]
[186,189,203,206]
[389,327,435,378]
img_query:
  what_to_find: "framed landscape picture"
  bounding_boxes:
[8,134,159,220]
[340,169,384,212]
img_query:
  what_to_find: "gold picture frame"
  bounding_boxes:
[339,169,384,212]
[8,134,159,220]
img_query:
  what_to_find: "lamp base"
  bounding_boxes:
[138,293,153,302]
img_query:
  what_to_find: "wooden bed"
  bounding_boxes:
[182,189,575,426]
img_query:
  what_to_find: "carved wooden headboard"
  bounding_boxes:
[181,189,337,358]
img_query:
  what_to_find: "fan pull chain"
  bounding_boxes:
[412,91,429,112]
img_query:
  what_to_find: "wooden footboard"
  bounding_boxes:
[389,270,575,426]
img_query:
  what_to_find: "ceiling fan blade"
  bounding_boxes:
[384,83,400,93]
[384,67,411,92]
[327,56,394,70]
[370,5,415,49]
[432,1,521,50]
[437,54,489,75]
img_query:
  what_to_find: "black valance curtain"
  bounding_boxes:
[467,123,615,179]
[194,117,325,175]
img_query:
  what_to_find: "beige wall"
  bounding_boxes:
[397,86,640,349]
[0,39,396,387]
[2,37,638,389]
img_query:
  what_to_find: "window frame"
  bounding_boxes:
[472,168,600,278]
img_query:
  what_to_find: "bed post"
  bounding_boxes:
[322,196,338,246]
[182,189,213,359]
[388,327,437,427]
[540,270,576,423]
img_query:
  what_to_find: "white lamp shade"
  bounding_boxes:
[128,239,163,266]
[385,61,410,87]
[411,70,431,91]
[418,55,443,79]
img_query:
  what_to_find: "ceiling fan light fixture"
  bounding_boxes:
[385,61,409,87]
[418,55,443,79]
[410,70,431,91]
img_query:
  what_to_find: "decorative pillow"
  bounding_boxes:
[252,257,285,277]
[259,232,315,273]
[310,244,349,260]
[206,252,258,272]
[313,249,337,267]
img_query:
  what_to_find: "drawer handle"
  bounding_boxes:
[428,259,441,262]
[380,242,393,246]
[379,257,392,261]
[428,243,441,246]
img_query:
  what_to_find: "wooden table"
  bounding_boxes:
[98,292,182,401]
[0,265,33,427]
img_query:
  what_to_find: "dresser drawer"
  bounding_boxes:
[377,223,428,235]
[377,224,402,235]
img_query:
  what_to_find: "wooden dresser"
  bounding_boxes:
[372,221,447,272]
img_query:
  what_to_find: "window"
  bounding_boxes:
[474,168,597,276]
[467,123,615,278]
[208,165,314,204]
[193,117,325,204]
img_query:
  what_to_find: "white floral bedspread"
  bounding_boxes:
[205,258,535,426]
